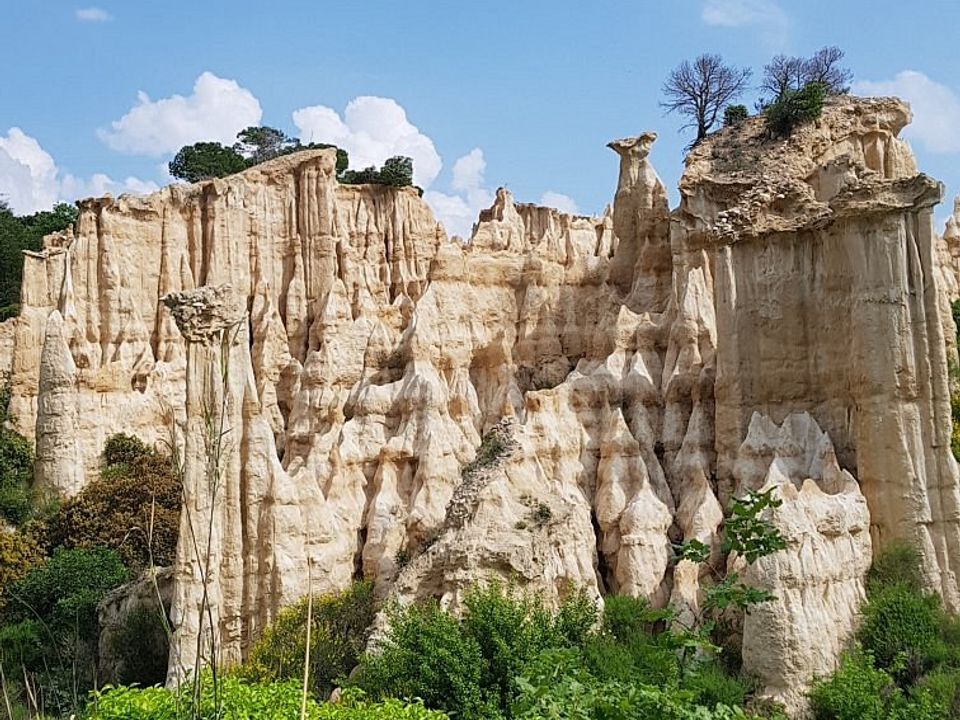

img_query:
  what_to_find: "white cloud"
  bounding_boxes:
[99,71,262,156]
[540,191,580,215]
[0,128,156,214]
[75,7,112,22]
[853,71,960,154]
[0,129,60,213]
[701,0,788,48]
[292,96,442,188]
[424,148,494,239]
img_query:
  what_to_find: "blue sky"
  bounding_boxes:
[2,0,960,236]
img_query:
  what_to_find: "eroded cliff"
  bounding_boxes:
[5,95,960,713]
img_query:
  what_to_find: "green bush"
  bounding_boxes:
[0,546,128,715]
[243,581,375,698]
[765,82,826,137]
[0,408,36,526]
[810,653,894,720]
[685,662,753,709]
[43,434,181,572]
[514,647,761,720]
[858,585,944,684]
[84,681,448,719]
[355,600,498,719]
[102,432,153,467]
[724,104,749,126]
[867,541,924,595]
[355,583,598,719]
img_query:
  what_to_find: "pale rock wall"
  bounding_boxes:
[5,97,960,709]
[736,413,871,716]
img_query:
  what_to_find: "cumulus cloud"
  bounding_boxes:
[854,71,960,154]
[540,191,580,215]
[701,0,788,48]
[75,7,112,22]
[0,128,156,214]
[423,148,494,239]
[99,72,262,156]
[292,96,442,188]
[0,129,60,213]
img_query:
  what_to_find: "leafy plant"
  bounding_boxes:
[858,584,944,685]
[355,599,498,719]
[340,156,415,188]
[242,581,375,698]
[43,433,181,573]
[765,82,827,137]
[810,652,895,720]
[724,105,749,126]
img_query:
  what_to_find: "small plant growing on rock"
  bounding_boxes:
[764,82,826,137]
[724,104,749,126]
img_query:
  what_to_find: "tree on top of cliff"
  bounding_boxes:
[170,128,351,182]
[760,45,852,102]
[233,125,300,164]
[661,54,752,144]
[168,141,248,183]
[340,155,415,188]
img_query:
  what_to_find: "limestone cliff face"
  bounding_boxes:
[7,97,960,708]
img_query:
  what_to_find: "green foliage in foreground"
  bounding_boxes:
[242,581,376,698]
[353,582,776,720]
[0,547,129,715]
[810,542,960,719]
[84,679,447,720]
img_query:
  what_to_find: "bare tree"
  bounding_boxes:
[661,54,752,143]
[803,46,852,94]
[760,46,852,102]
[760,54,806,101]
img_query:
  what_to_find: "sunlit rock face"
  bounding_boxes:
[4,97,960,707]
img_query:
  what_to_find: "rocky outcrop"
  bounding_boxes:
[98,566,174,684]
[6,97,960,709]
[735,413,871,716]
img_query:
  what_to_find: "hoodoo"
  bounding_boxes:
[2,95,959,714]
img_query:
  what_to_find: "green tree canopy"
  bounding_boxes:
[168,141,248,182]
[233,125,300,164]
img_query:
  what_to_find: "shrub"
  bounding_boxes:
[102,432,153,467]
[765,82,826,137]
[355,600,498,719]
[685,662,752,709]
[1,546,128,715]
[83,681,449,719]
[858,585,944,684]
[867,541,924,595]
[243,581,376,698]
[43,434,181,573]
[809,652,894,720]
[0,421,35,526]
[0,528,42,609]
[724,105,749,126]
[514,647,761,720]
[916,668,960,718]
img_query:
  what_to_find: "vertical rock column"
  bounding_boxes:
[162,285,248,681]
[34,310,84,497]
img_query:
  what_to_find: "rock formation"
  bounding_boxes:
[4,95,960,710]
